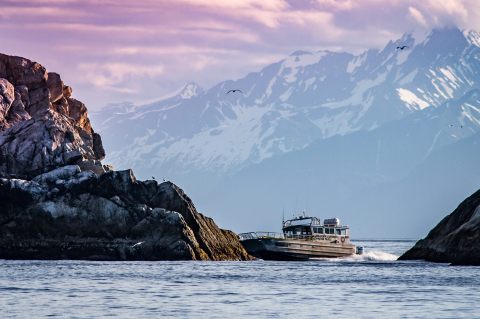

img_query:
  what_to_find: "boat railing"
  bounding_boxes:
[238,232,335,241]
[238,232,285,240]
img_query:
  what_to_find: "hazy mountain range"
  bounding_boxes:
[91,27,480,238]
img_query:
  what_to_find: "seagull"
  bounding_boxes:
[226,89,243,94]
[396,45,409,50]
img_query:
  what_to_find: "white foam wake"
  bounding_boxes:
[344,250,399,262]
[312,250,398,262]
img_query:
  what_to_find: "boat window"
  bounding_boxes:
[315,227,323,234]
[336,229,341,235]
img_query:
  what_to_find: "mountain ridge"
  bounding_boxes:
[91,26,480,237]
[93,27,480,178]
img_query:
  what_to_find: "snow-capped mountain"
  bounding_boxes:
[92,27,480,183]
[204,89,480,236]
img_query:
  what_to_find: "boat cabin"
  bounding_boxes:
[282,216,350,238]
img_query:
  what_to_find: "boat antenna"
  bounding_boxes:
[282,207,285,226]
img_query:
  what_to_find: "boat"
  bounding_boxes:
[238,214,361,260]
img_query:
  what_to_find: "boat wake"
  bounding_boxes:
[312,250,398,263]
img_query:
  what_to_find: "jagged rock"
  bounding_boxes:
[6,87,31,126]
[0,78,14,128]
[32,165,81,185]
[399,189,480,265]
[66,97,92,134]
[0,169,251,261]
[63,85,72,98]
[0,52,250,261]
[47,72,63,103]
[92,132,105,160]
[0,53,104,177]
[103,164,114,172]
[77,159,106,175]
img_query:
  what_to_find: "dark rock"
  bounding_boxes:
[92,132,105,160]
[0,168,251,261]
[399,189,480,265]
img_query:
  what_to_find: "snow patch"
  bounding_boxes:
[279,87,293,102]
[323,72,388,109]
[346,53,367,73]
[465,30,480,47]
[303,77,316,91]
[282,51,326,83]
[397,88,430,110]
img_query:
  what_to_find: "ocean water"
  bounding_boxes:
[1,240,479,318]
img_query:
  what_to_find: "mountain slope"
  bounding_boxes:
[92,27,480,181]
[201,89,480,237]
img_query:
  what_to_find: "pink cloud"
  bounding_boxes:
[2,0,480,109]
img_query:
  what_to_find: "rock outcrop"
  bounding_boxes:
[0,53,104,178]
[399,189,480,265]
[0,53,251,261]
[0,167,250,260]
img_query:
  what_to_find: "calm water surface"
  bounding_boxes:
[1,240,479,318]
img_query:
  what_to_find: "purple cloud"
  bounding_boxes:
[1,0,479,109]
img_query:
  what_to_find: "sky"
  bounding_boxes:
[1,0,480,109]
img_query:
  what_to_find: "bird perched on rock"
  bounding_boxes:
[226,89,243,94]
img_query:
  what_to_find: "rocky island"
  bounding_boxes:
[0,53,251,261]
[399,189,480,265]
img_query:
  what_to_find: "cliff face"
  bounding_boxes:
[399,189,480,265]
[0,53,105,178]
[0,53,250,261]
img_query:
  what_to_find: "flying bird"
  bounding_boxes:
[396,45,409,50]
[226,89,243,94]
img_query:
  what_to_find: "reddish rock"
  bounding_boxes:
[66,97,93,134]
[47,72,63,103]
[0,53,104,178]
[0,78,14,128]
[63,85,72,98]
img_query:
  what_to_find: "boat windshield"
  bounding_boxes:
[283,216,321,227]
